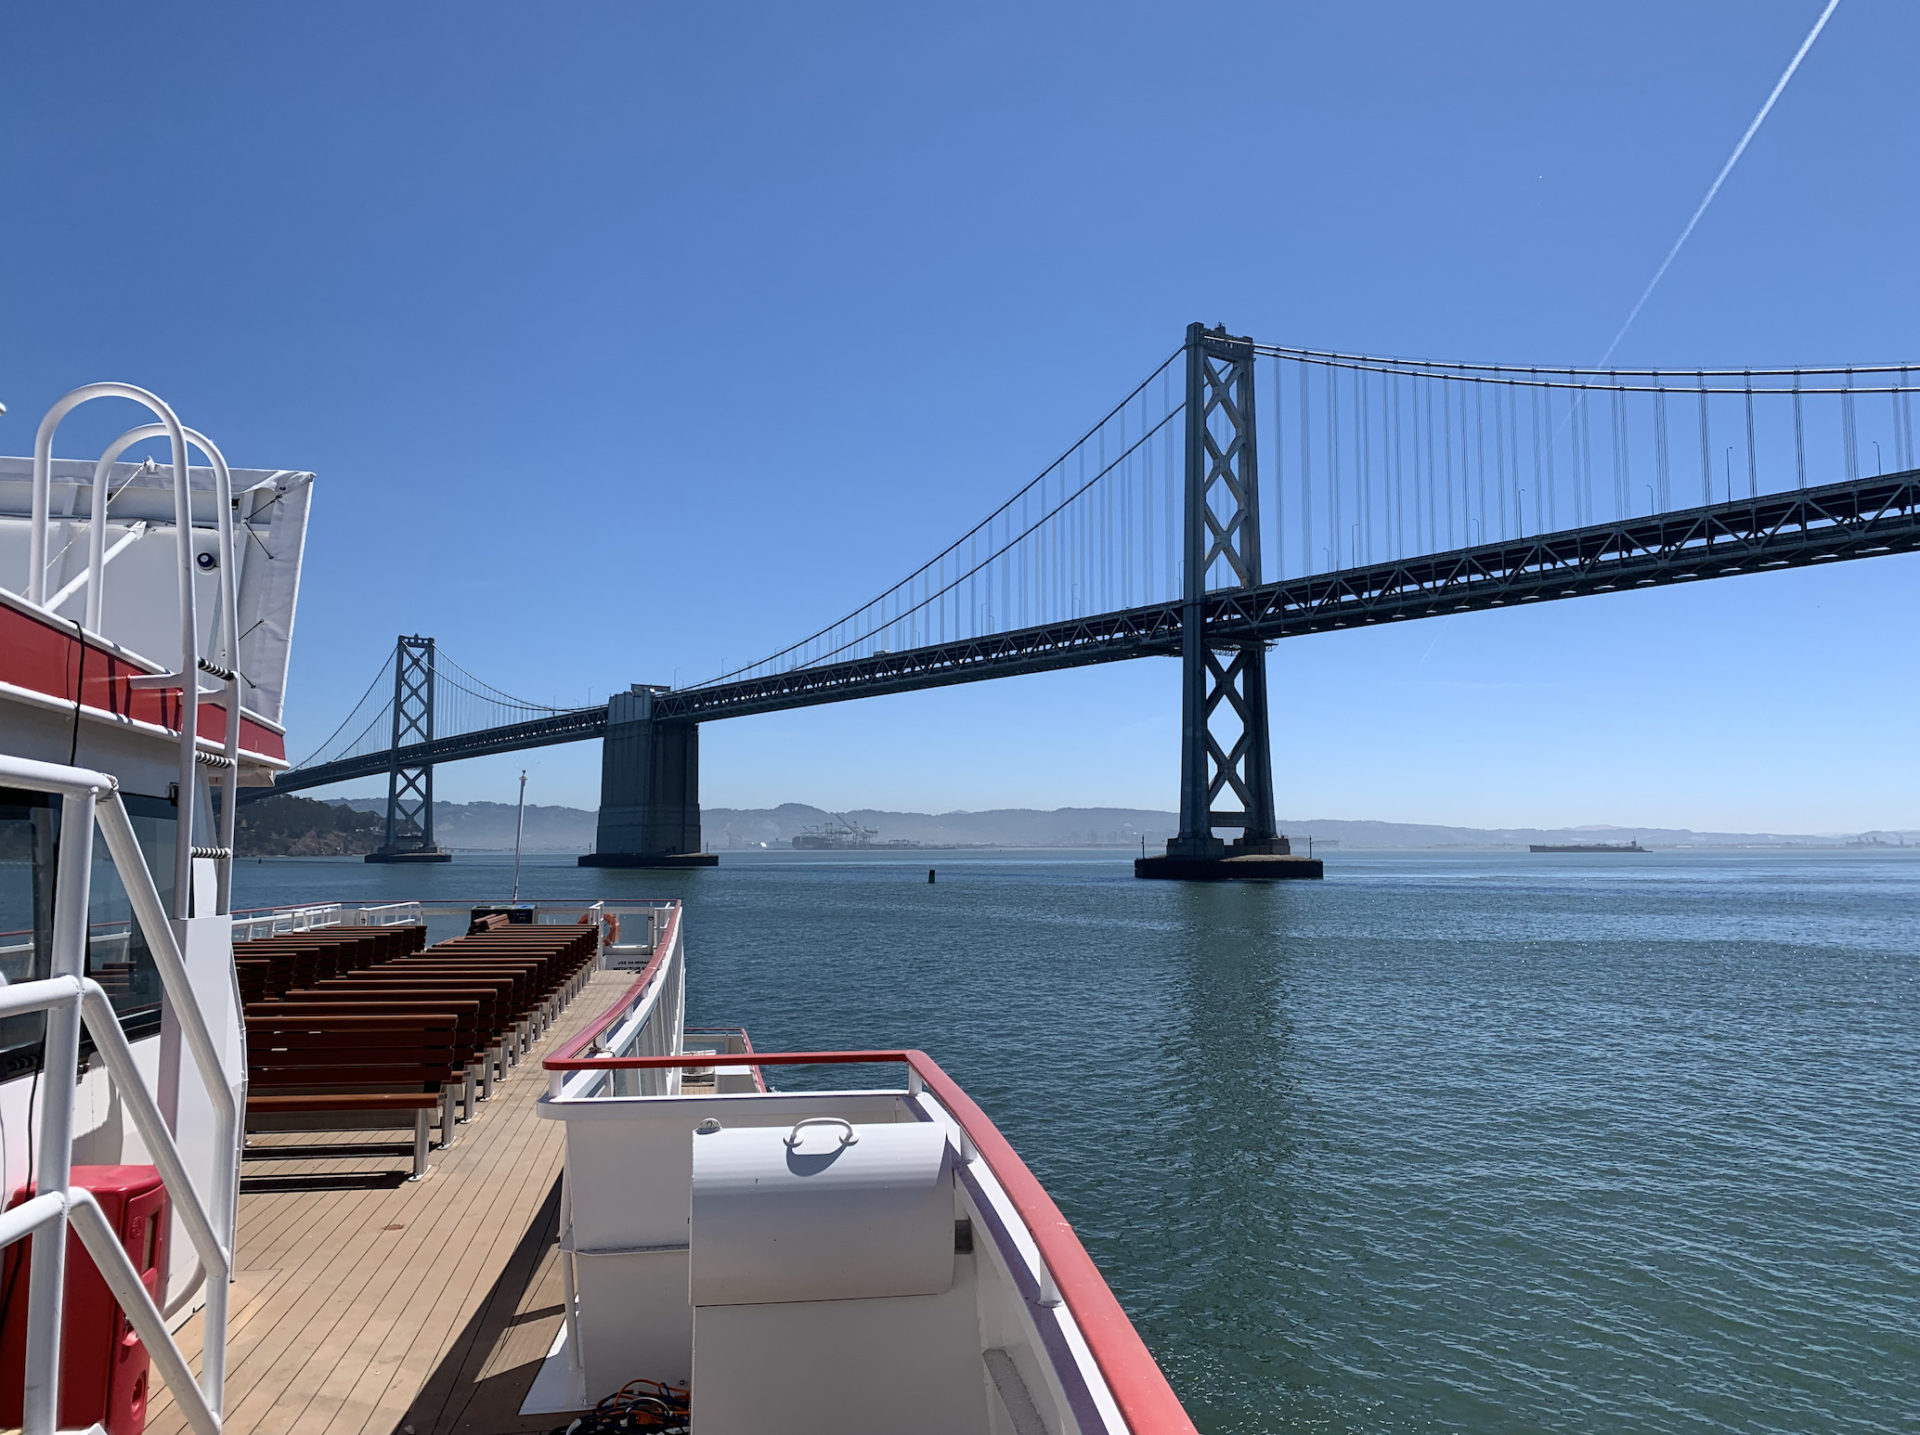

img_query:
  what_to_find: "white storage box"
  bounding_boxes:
[690,1117,954,1305]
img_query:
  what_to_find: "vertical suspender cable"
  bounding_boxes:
[1744,374,1758,498]
[1611,380,1627,521]
[1106,420,1118,613]
[1328,366,1342,570]
[1113,409,1121,607]
[1654,379,1670,511]
[1531,379,1546,533]
[1899,368,1914,472]
[1443,379,1455,548]
[1697,372,1713,504]
[1299,362,1313,576]
[1842,368,1858,479]
[1390,373,1404,559]
[1577,385,1593,530]
[1893,374,1910,473]
[1474,381,1487,541]
[1138,395,1150,604]
[1165,375,1177,599]
[1358,368,1371,563]
[1544,386,1561,526]
[1423,379,1437,554]
[1792,373,1806,490]
[1506,383,1521,537]
[1271,358,1284,582]
[1493,383,1507,538]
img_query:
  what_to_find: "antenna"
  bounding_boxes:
[511,770,528,903]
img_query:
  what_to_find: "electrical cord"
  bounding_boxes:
[549,1378,690,1435]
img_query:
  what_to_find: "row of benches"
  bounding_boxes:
[240,919,600,1177]
[236,922,427,1005]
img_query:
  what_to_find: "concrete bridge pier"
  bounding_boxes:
[578,685,717,868]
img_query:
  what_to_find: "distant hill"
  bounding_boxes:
[328,798,596,852]
[239,794,385,856]
[318,797,1914,852]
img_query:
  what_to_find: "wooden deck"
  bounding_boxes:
[151,969,633,1435]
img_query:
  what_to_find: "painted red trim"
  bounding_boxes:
[543,1044,1195,1435]
[0,600,286,763]
[546,903,682,1063]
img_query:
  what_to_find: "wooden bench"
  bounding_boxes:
[244,1010,464,1178]
[259,997,488,1121]
[234,925,425,1003]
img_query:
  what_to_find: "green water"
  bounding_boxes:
[234,848,1919,1434]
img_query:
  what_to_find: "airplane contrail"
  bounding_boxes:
[1597,0,1842,365]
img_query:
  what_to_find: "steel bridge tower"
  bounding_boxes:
[1137,325,1319,879]
[366,634,451,864]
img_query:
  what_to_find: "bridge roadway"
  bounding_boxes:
[265,469,1920,796]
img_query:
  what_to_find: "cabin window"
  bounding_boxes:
[0,787,176,1080]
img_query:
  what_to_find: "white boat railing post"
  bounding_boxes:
[97,787,237,1416]
[20,781,96,1435]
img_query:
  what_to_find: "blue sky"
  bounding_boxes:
[5,2,1915,832]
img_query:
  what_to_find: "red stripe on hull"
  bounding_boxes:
[0,601,287,763]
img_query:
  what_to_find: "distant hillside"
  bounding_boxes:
[239,794,385,856]
[316,798,1914,852]
[329,798,597,852]
[706,805,1915,851]
[706,804,1175,848]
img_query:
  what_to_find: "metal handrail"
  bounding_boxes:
[27,386,241,921]
[0,754,236,1435]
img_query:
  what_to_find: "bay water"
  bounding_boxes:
[233,848,1919,1434]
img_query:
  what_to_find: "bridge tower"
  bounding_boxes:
[1137,324,1320,881]
[577,684,717,868]
[365,634,452,864]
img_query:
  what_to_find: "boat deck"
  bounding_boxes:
[151,968,635,1435]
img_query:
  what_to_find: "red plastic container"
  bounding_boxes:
[0,1165,171,1435]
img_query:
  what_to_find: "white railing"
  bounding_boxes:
[547,905,685,1102]
[0,754,236,1435]
[351,901,425,926]
[29,386,243,921]
[229,903,344,942]
[228,900,425,942]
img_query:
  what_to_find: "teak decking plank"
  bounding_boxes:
[148,966,624,1435]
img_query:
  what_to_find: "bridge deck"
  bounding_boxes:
[263,468,1920,797]
[149,969,632,1435]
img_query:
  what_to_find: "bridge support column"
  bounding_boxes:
[366,634,451,863]
[578,685,717,868]
[1137,325,1321,882]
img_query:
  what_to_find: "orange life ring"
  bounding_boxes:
[602,911,620,945]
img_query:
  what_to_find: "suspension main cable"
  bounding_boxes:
[1254,342,1917,382]
[750,401,1188,676]
[693,345,1185,687]
[1253,350,1920,395]
[291,656,395,767]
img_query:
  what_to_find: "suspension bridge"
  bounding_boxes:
[255,324,1920,877]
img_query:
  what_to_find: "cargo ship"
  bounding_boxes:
[0,384,1193,1434]
[1528,840,1647,853]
